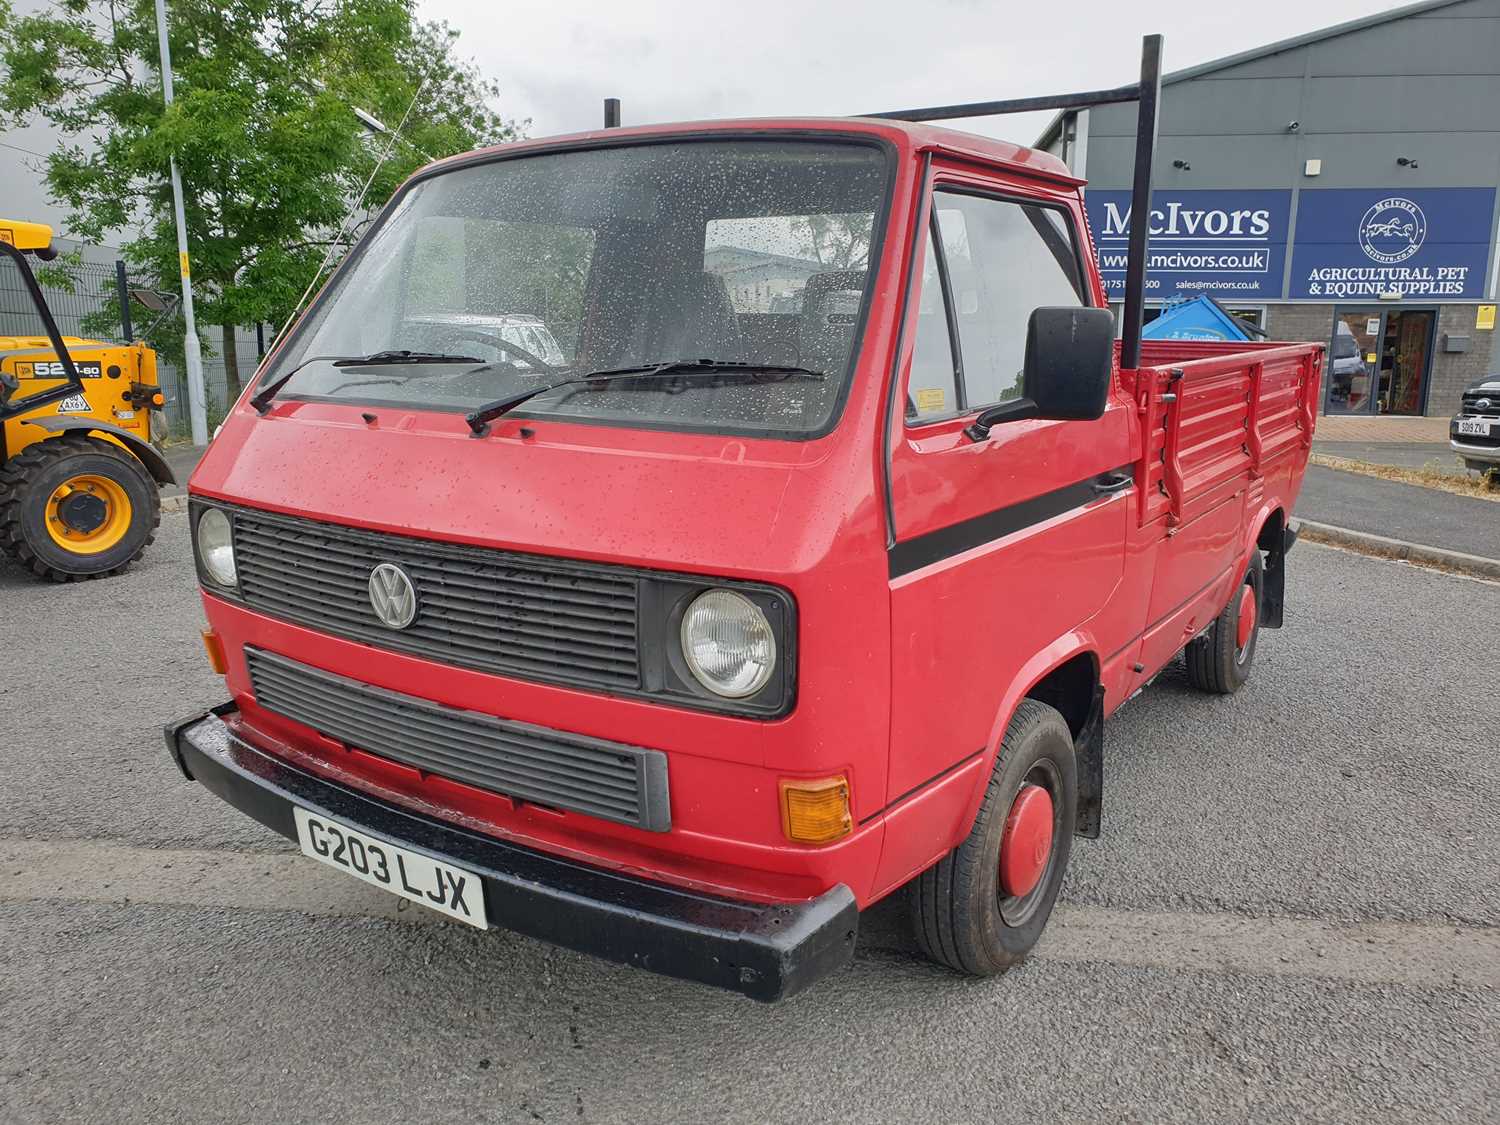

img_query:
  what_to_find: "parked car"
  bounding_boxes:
[1451,374,1500,472]
[165,41,1322,1001]
[405,312,567,368]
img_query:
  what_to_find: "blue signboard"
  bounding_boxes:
[1289,187,1497,300]
[1085,190,1292,300]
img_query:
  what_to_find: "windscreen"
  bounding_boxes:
[262,139,891,437]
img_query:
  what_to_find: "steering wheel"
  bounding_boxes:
[433,327,559,374]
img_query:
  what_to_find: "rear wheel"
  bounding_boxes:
[1185,549,1264,694]
[0,434,160,581]
[909,699,1077,976]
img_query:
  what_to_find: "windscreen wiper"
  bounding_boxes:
[331,350,481,367]
[463,360,825,437]
[250,350,482,414]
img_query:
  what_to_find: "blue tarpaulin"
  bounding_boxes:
[1141,295,1261,342]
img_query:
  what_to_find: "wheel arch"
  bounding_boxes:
[1020,650,1098,743]
[21,417,175,486]
[955,639,1104,845]
[1254,504,1286,554]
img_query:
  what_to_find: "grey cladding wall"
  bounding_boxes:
[1068,0,1500,415]
[1082,0,1500,194]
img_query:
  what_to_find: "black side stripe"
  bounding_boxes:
[888,464,1133,579]
[858,748,986,826]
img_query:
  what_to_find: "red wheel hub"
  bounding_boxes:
[1236,584,1257,649]
[999,783,1054,898]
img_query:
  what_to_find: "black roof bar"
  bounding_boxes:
[868,34,1164,371]
[867,82,1140,123]
[1119,35,1163,370]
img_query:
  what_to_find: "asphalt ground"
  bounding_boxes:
[160,442,206,498]
[1,514,1497,1123]
[1295,465,1500,561]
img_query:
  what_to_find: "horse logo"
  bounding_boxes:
[1358,198,1426,264]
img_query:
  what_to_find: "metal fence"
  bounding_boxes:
[0,258,123,340]
[0,253,264,434]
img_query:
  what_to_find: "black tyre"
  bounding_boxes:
[0,434,160,582]
[1185,549,1264,694]
[909,699,1077,976]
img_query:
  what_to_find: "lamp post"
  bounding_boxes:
[152,0,209,446]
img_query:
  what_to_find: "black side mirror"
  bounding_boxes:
[964,306,1116,441]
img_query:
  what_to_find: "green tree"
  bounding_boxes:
[0,0,521,398]
[793,212,874,271]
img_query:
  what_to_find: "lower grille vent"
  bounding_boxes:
[246,648,670,832]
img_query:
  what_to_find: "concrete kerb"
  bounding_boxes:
[1295,519,1500,581]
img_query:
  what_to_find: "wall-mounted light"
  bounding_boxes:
[1172,159,1191,171]
[1396,156,1419,168]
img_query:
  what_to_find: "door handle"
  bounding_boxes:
[1092,471,1134,495]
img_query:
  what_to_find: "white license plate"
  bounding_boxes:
[293,806,488,928]
[1456,417,1493,438]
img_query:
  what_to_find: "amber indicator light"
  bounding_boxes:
[200,628,227,675]
[779,776,852,844]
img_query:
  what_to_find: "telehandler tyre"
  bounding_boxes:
[1185,549,1264,694]
[0,433,160,582]
[909,698,1077,976]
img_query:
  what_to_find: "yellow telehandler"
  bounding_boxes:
[1,219,174,581]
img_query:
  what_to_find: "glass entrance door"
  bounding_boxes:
[1327,312,1380,414]
[1326,309,1435,416]
[1380,310,1434,415]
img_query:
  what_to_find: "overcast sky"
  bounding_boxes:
[418,0,1397,144]
[3,0,1406,238]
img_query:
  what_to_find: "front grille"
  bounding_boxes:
[247,648,670,831]
[229,505,640,692]
[1460,395,1500,418]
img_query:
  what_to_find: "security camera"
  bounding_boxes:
[1287,120,1300,132]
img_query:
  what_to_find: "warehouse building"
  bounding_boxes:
[1040,0,1500,418]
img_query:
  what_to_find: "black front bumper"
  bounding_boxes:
[165,707,858,1002]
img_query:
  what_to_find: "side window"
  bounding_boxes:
[906,224,960,419]
[933,191,1086,409]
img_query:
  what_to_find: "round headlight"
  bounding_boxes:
[680,589,777,698]
[197,507,236,586]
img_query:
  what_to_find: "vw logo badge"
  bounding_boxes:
[1358,197,1427,265]
[368,563,418,629]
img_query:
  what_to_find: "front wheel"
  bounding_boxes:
[1185,549,1264,694]
[909,699,1077,976]
[0,434,160,581]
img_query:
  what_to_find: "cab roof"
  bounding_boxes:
[419,116,1081,188]
[0,219,55,254]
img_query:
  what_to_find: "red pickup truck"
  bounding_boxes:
[166,38,1322,1000]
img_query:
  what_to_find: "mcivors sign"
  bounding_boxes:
[1289,187,1497,299]
[1085,190,1291,299]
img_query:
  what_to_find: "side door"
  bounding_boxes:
[885,166,1135,804]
